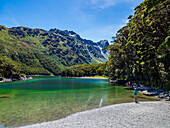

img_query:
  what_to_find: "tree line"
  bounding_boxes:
[61,63,107,77]
[106,0,169,89]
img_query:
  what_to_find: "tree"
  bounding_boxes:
[0,54,20,78]
[107,0,170,88]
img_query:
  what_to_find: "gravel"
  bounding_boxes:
[18,101,170,128]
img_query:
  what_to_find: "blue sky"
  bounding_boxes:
[0,0,142,42]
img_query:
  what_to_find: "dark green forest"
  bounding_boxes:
[61,63,107,77]
[61,0,170,89]
[0,54,20,78]
[107,0,170,87]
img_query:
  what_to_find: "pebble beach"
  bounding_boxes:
[18,101,170,128]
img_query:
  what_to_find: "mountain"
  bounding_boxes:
[0,25,109,75]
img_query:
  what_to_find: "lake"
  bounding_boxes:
[0,77,137,127]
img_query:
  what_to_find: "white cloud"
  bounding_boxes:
[122,19,129,24]
[65,0,143,41]
[91,0,98,4]
[118,19,129,29]
[89,0,116,9]
[89,0,139,9]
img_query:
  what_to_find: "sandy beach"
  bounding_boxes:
[18,101,170,128]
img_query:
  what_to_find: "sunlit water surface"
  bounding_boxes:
[0,77,133,127]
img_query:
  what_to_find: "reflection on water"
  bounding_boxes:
[0,78,131,127]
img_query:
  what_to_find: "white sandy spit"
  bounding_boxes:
[18,101,170,128]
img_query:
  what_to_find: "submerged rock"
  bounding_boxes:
[0,95,13,98]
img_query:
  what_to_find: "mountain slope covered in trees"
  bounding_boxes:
[0,26,109,76]
[107,0,170,88]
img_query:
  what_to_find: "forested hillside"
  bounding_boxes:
[0,54,20,78]
[0,26,109,76]
[107,0,170,88]
[62,63,107,77]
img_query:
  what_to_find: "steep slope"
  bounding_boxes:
[107,0,169,87]
[45,28,109,65]
[0,25,109,75]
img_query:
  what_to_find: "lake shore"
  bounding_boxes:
[18,101,170,128]
[0,76,33,84]
[66,76,108,79]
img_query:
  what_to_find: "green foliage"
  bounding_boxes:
[34,53,60,75]
[107,0,170,89]
[61,63,107,77]
[0,54,20,78]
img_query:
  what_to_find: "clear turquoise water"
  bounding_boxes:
[0,77,132,127]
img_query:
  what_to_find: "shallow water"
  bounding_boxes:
[0,77,133,127]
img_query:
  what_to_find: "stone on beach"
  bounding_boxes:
[18,101,170,128]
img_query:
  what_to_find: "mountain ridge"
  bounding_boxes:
[0,25,109,76]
